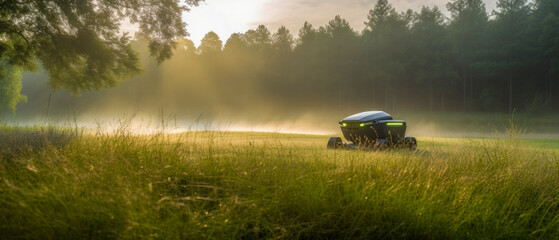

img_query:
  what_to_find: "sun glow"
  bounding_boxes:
[65,118,333,136]
[182,0,498,48]
[183,0,271,47]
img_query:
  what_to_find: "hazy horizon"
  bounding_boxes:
[183,0,498,46]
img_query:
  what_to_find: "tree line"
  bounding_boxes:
[171,0,559,113]
[3,0,558,116]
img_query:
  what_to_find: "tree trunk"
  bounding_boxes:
[509,76,513,114]
[429,86,433,112]
[470,71,473,99]
[384,85,388,110]
[441,94,445,111]
[338,87,342,112]
[392,94,395,112]
[550,72,553,109]
[372,78,375,107]
[545,70,550,110]
[45,91,53,120]
[463,63,466,111]
[549,71,553,107]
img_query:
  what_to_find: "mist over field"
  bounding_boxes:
[12,66,559,139]
[13,71,366,135]
[12,71,555,138]
[10,37,559,138]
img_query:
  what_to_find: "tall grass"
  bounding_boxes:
[0,124,558,239]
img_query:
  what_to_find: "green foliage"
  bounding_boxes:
[6,0,559,114]
[171,0,559,113]
[0,0,201,94]
[224,33,248,53]
[540,14,559,73]
[365,0,398,31]
[198,32,223,55]
[409,6,457,110]
[297,22,316,46]
[272,26,294,53]
[326,15,356,40]
[175,38,197,57]
[0,127,558,239]
[0,60,26,114]
[253,25,273,48]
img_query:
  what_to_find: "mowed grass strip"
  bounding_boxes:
[0,126,558,239]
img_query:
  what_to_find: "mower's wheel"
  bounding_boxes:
[376,139,390,150]
[327,137,342,149]
[405,137,417,150]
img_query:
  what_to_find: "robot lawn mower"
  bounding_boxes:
[327,111,417,150]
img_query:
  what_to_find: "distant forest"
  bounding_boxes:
[150,0,558,114]
[14,0,559,119]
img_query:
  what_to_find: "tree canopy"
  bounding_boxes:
[198,31,223,55]
[0,0,200,112]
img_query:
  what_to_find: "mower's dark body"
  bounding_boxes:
[328,111,417,150]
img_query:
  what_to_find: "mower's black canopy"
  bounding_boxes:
[341,111,392,122]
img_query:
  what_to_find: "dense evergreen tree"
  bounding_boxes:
[362,0,413,110]
[272,26,295,53]
[198,32,223,55]
[410,6,458,111]
[483,0,534,112]
[446,0,489,110]
[533,0,559,110]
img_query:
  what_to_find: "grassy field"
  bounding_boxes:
[395,111,559,139]
[0,125,558,239]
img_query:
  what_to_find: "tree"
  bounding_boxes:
[242,25,272,51]
[198,32,223,55]
[175,38,197,57]
[363,0,413,110]
[322,16,360,107]
[272,26,294,53]
[297,22,316,46]
[533,0,559,109]
[254,25,272,48]
[483,0,533,112]
[0,0,201,112]
[0,60,26,113]
[446,0,489,110]
[410,6,458,111]
[224,33,248,53]
[364,0,397,31]
[326,15,356,40]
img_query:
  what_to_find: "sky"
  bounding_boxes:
[183,0,498,47]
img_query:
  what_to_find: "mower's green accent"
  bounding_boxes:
[360,122,372,127]
[327,111,417,150]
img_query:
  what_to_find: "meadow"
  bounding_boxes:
[0,124,558,239]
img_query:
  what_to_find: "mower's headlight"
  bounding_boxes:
[340,123,347,127]
[386,122,404,127]
[360,122,372,127]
